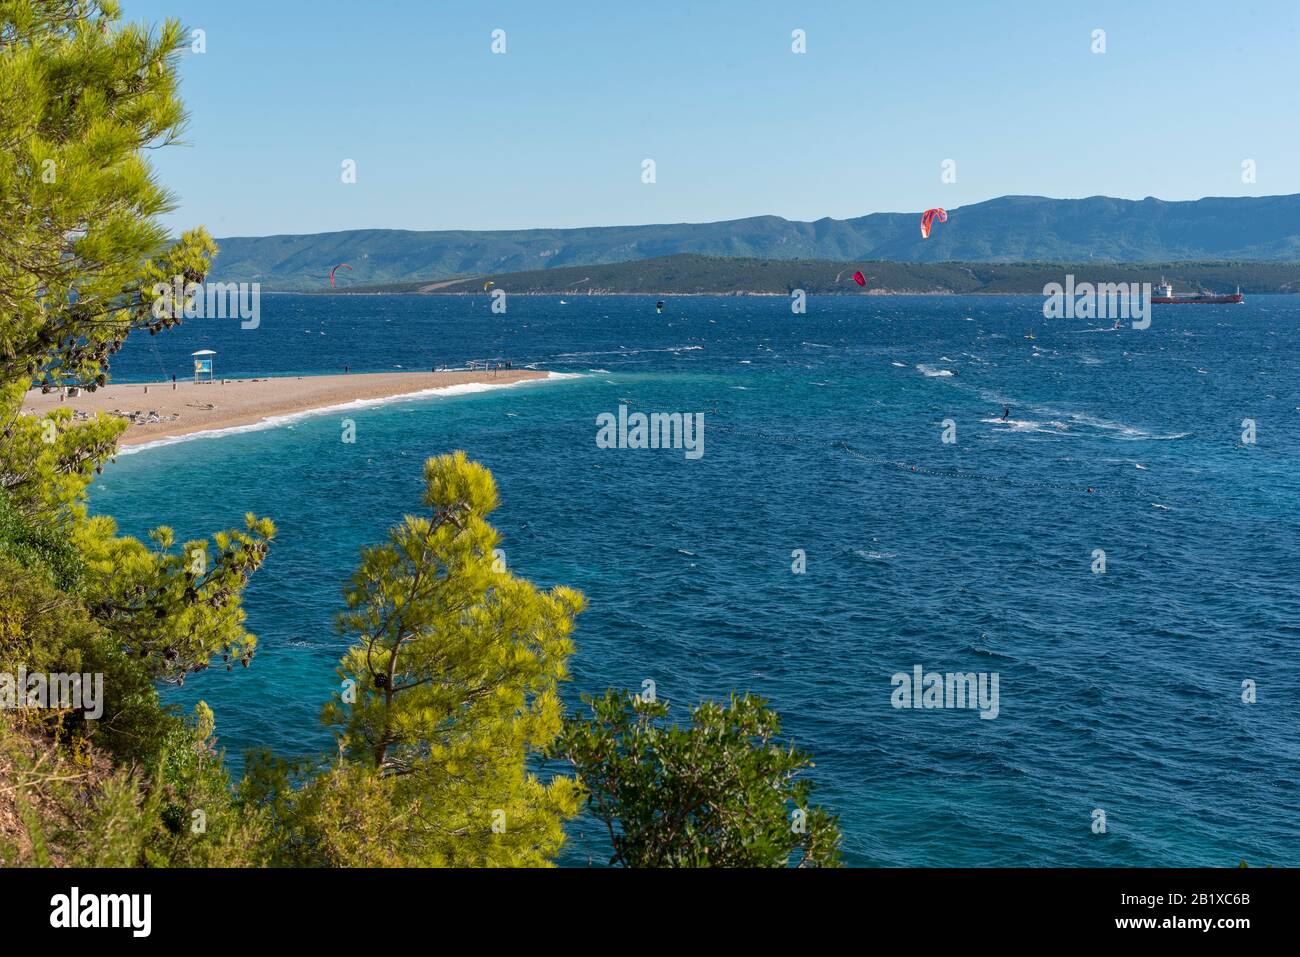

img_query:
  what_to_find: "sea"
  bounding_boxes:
[90,292,1300,866]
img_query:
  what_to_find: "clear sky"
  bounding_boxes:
[122,0,1300,237]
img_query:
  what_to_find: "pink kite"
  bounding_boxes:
[329,263,353,287]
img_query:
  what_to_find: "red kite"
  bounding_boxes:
[920,208,947,240]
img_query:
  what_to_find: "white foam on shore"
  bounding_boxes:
[117,372,580,455]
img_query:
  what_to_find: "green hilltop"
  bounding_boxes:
[211,193,1300,291]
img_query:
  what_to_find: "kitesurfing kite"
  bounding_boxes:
[328,263,352,287]
[483,280,495,292]
[919,208,947,240]
[852,270,867,286]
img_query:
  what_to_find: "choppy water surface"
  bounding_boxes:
[93,294,1300,865]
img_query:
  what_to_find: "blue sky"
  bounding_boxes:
[123,0,1300,237]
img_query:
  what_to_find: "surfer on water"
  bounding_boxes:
[1001,405,1010,421]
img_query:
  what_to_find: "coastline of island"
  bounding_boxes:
[283,254,1300,298]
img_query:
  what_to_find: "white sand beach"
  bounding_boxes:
[21,369,550,447]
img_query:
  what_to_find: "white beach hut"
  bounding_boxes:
[192,349,216,383]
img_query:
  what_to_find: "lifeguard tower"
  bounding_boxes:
[192,349,216,383]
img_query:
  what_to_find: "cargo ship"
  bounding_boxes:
[1152,279,1243,305]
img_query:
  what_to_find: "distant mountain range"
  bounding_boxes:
[210,193,1300,291]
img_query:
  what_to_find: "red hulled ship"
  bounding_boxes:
[1152,279,1243,304]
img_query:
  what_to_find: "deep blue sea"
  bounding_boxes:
[90,293,1300,866]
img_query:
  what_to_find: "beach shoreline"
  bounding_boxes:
[21,369,554,448]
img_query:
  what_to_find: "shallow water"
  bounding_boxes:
[92,293,1300,866]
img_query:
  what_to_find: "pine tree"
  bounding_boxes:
[267,452,584,866]
[1,1,273,865]
[0,0,273,683]
[0,1,219,411]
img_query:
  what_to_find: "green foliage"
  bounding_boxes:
[0,406,276,688]
[0,0,273,868]
[138,701,270,867]
[0,699,268,867]
[554,690,842,867]
[257,452,584,866]
[77,511,275,684]
[0,555,140,752]
[0,487,82,589]
[0,1,272,693]
[0,0,220,410]
[0,406,124,521]
[0,554,268,868]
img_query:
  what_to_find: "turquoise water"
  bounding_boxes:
[92,294,1300,866]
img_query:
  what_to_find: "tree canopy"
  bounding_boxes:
[0,0,270,865]
[554,690,842,867]
[252,452,585,866]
